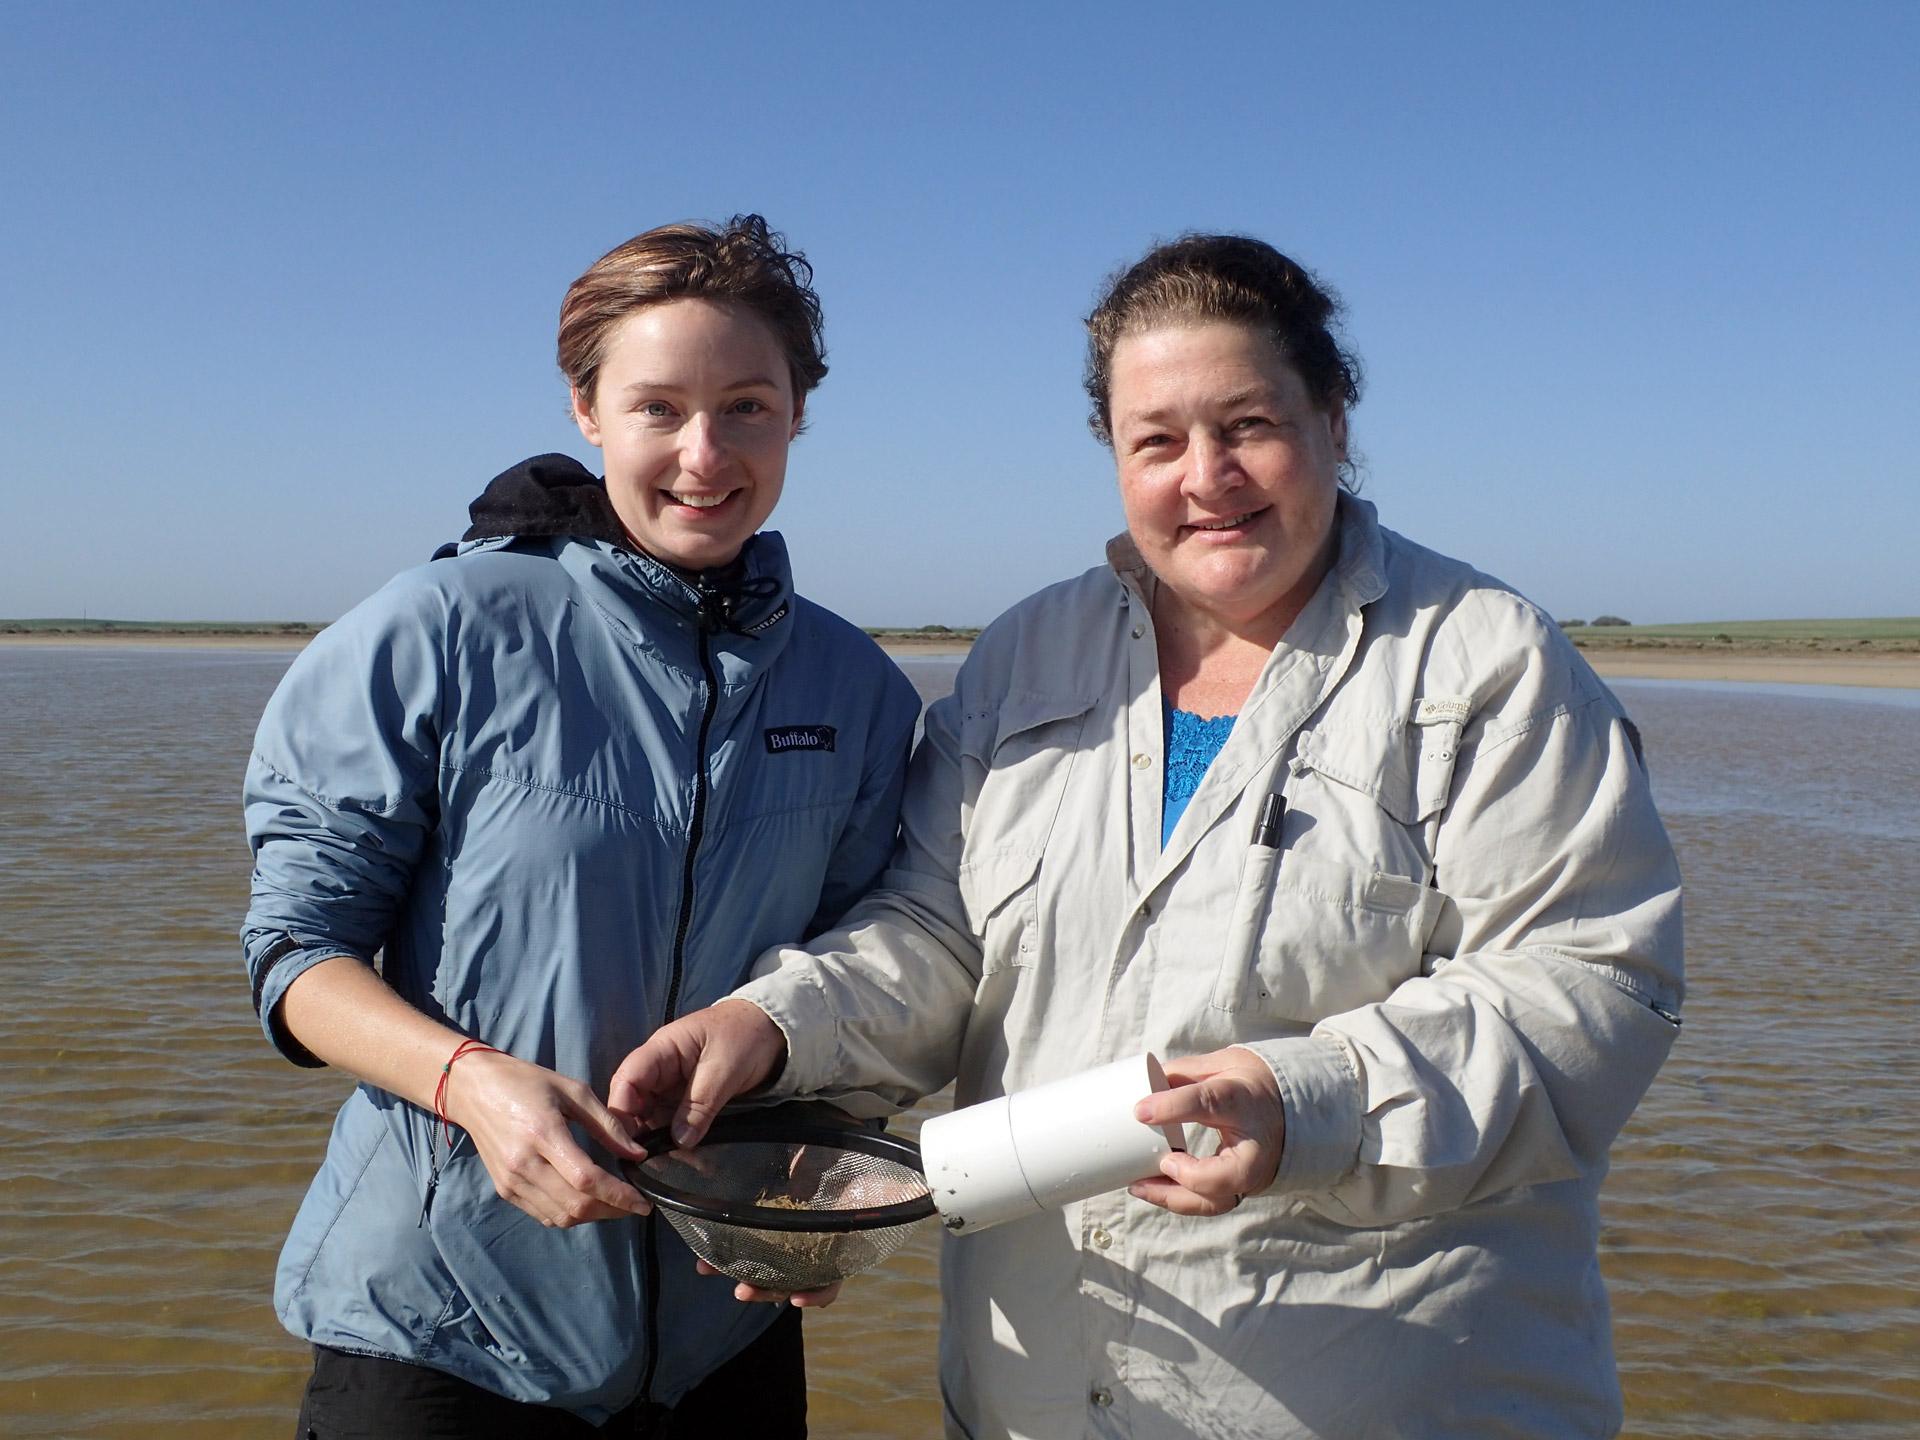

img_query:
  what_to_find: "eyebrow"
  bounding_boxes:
[620,375,783,396]
[1215,386,1275,410]
[1119,386,1282,426]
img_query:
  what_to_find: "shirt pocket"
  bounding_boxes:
[1211,708,1463,1021]
[955,691,1095,975]
[1211,853,1444,1019]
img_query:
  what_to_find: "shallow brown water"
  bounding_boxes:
[1,650,1915,1438]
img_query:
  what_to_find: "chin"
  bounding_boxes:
[670,537,751,570]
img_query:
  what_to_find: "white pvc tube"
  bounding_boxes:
[921,1052,1185,1236]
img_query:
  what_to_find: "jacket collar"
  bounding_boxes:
[438,452,793,638]
[568,535,797,692]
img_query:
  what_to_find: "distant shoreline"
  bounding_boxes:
[5,629,1916,688]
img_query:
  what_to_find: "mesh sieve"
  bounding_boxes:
[625,1119,935,1292]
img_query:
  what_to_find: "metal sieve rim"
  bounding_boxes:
[624,1119,937,1233]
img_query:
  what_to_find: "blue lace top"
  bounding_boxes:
[1164,703,1236,844]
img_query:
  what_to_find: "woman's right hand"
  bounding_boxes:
[607,999,789,1148]
[276,957,649,1228]
[441,1048,652,1228]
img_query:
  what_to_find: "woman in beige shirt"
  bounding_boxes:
[615,233,1684,1440]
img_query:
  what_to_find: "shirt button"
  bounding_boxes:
[1138,901,1152,918]
[1091,1228,1113,1250]
[1131,625,1144,639]
[1091,1388,1114,1407]
[1132,752,1151,770]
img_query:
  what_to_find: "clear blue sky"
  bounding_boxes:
[3,2,1915,626]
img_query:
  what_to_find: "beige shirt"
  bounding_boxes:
[738,496,1683,1439]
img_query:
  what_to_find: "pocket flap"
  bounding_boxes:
[1294,726,1420,824]
[1296,696,1468,825]
[956,846,1044,933]
[959,689,1100,763]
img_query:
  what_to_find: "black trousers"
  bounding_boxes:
[294,1305,806,1439]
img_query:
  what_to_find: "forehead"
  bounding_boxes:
[597,298,790,383]
[1109,321,1308,414]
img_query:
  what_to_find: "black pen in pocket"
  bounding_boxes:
[1252,792,1286,850]
[1214,789,1287,1013]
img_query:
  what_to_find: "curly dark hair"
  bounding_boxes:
[558,214,827,417]
[1084,234,1361,457]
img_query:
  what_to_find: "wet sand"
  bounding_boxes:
[875,637,975,655]
[0,632,317,650]
[0,632,969,655]
[7,633,1916,689]
[901,640,1920,689]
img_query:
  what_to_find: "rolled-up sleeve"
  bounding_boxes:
[241,585,444,1065]
[1273,670,1684,1224]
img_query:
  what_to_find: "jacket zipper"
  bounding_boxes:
[641,593,724,1406]
[664,614,721,1028]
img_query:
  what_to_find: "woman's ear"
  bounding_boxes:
[571,386,603,447]
[789,390,806,440]
[1327,403,1348,461]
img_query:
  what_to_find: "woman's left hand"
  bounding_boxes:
[1128,1047,1286,1216]
[694,1259,844,1309]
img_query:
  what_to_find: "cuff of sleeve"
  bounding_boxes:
[730,952,843,1101]
[250,935,370,1068]
[1237,1034,1363,1194]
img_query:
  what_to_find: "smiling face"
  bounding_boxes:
[1109,321,1347,641]
[571,298,802,571]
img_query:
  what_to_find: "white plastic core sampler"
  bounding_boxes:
[919,1052,1185,1235]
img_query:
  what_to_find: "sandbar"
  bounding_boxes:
[1581,648,1920,690]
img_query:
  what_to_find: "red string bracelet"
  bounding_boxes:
[434,1038,501,1148]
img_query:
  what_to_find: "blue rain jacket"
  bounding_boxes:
[241,503,919,1420]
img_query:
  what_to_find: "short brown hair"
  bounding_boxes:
[1084,234,1361,449]
[558,214,827,411]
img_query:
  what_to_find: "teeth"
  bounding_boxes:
[1194,512,1253,531]
[672,493,729,509]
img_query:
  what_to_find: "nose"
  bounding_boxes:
[1184,429,1241,500]
[680,413,728,476]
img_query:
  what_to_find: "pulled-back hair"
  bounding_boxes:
[558,214,827,412]
[1084,234,1361,449]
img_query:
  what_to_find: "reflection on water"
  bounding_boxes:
[1,647,1915,1437]
[1610,675,1920,712]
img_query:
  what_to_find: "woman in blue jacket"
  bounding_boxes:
[242,215,920,1437]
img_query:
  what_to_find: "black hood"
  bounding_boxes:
[436,453,790,635]
[451,453,627,547]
